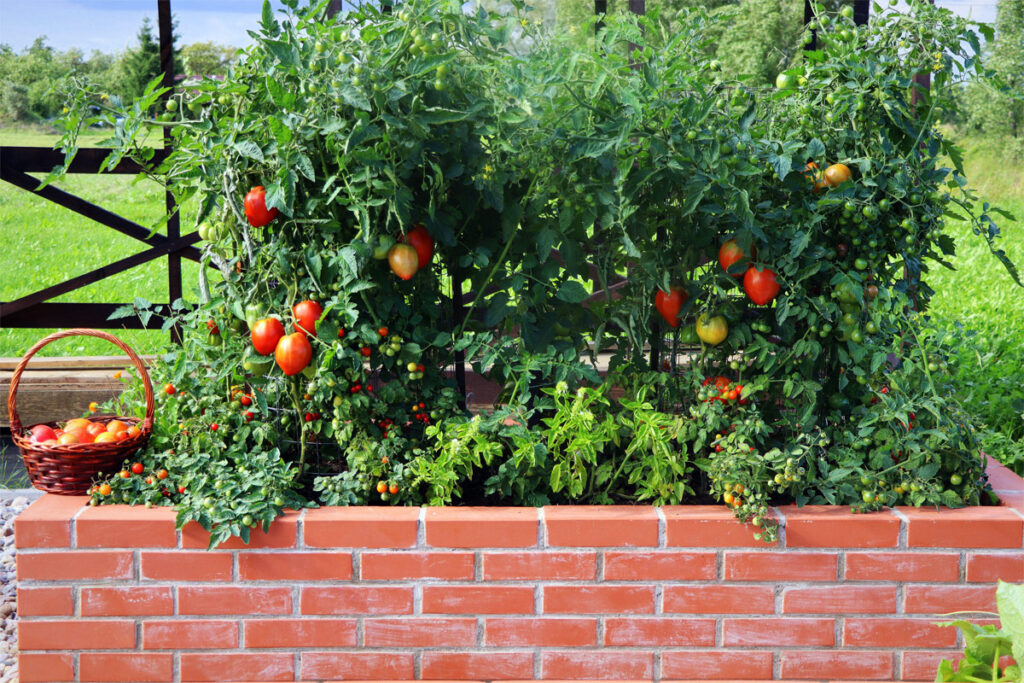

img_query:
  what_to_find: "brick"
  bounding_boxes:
[483,551,597,581]
[17,550,132,581]
[902,650,965,681]
[485,618,597,646]
[901,506,1023,548]
[238,551,352,581]
[544,585,655,614]
[781,506,900,548]
[244,618,357,647]
[545,506,658,546]
[661,651,774,679]
[844,618,958,647]
[421,652,534,680]
[181,509,298,549]
[541,651,653,679]
[905,585,998,614]
[14,495,86,548]
[664,585,775,614]
[780,650,894,680]
[605,618,715,646]
[723,618,835,646]
[363,617,477,647]
[604,551,715,580]
[301,652,415,680]
[179,653,293,682]
[19,620,135,650]
[303,506,419,548]
[782,586,898,614]
[986,458,1024,493]
[361,551,474,580]
[80,653,173,682]
[724,551,837,581]
[663,505,772,547]
[18,653,75,683]
[301,585,413,615]
[143,620,238,649]
[140,550,233,581]
[178,586,291,615]
[76,504,177,547]
[845,552,960,582]
[967,553,1024,582]
[426,507,538,547]
[17,586,73,616]
[423,585,535,614]
[81,586,173,616]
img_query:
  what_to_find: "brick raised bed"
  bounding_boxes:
[15,458,1024,683]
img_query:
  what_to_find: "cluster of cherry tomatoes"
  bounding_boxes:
[699,375,748,406]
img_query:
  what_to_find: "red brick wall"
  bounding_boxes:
[15,459,1024,683]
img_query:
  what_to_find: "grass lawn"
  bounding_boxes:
[0,125,202,357]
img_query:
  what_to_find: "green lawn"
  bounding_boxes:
[0,125,202,357]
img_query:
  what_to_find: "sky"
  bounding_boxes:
[0,0,1002,54]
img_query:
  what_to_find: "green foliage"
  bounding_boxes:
[42,0,1018,546]
[956,0,1024,145]
[935,581,1024,682]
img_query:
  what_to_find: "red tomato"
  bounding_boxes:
[719,239,750,277]
[654,286,688,328]
[388,244,419,280]
[29,424,57,443]
[402,224,434,268]
[251,317,286,355]
[131,462,144,475]
[743,266,781,305]
[823,163,852,187]
[292,300,323,337]
[243,186,279,227]
[275,332,313,376]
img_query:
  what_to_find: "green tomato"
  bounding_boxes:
[950,474,963,486]
[854,258,869,270]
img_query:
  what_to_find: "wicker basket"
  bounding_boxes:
[7,329,155,494]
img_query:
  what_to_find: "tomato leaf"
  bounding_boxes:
[555,280,589,304]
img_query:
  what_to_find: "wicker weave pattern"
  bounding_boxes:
[7,329,155,494]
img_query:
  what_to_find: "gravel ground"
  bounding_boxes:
[0,495,34,683]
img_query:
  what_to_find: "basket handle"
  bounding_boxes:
[7,328,155,434]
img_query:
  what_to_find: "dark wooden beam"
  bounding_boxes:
[0,233,201,319]
[853,0,870,25]
[0,303,174,330]
[595,0,607,35]
[804,0,817,50]
[0,166,201,263]
[0,146,168,175]
[157,0,183,343]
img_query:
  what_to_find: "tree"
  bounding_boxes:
[180,42,237,78]
[117,17,163,101]
[990,0,1024,138]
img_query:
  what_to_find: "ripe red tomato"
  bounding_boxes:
[292,300,323,337]
[163,383,176,395]
[743,266,781,305]
[388,244,419,280]
[131,462,144,475]
[719,239,749,277]
[251,317,286,355]
[402,224,434,268]
[157,469,169,480]
[29,424,57,443]
[654,286,687,328]
[243,186,279,227]
[275,332,313,376]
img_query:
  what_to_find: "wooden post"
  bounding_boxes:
[595,0,607,35]
[803,0,817,50]
[157,0,182,344]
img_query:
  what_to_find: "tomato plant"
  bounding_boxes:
[52,0,1017,546]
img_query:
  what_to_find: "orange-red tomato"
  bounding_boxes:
[106,420,127,434]
[58,433,81,445]
[292,300,323,337]
[274,332,313,376]
[388,244,419,280]
[654,286,688,328]
[251,317,286,355]
[823,163,852,187]
[65,418,91,431]
[718,239,749,277]
[402,224,434,268]
[243,186,279,227]
[94,432,118,444]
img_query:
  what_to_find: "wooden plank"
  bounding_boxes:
[0,146,168,175]
[0,355,154,371]
[0,303,173,329]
